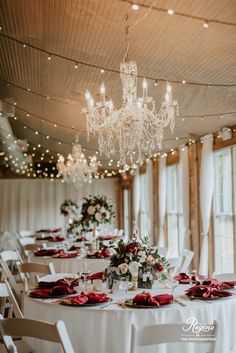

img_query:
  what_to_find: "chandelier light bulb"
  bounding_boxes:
[100,82,105,94]
[85,90,91,100]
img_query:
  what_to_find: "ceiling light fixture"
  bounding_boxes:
[57,135,98,187]
[83,17,178,167]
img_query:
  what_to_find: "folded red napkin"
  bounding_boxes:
[38,278,80,289]
[87,272,104,281]
[48,236,65,242]
[71,291,109,305]
[186,285,232,298]
[56,252,78,259]
[76,237,87,242]
[31,285,76,297]
[68,245,80,252]
[88,247,110,259]
[174,273,197,284]
[202,278,236,289]
[132,292,173,307]
[51,228,62,233]
[98,236,113,240]
[34,249,59,256]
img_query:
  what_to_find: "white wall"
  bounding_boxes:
[0,178,119,232]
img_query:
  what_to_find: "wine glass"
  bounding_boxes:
[195,274,207,285]
[64,274,77,287]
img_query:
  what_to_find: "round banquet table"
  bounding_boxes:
[30,255,110,274]
[23,275,236,353]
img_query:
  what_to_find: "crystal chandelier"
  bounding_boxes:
[83,21,179,167]
[57,136,98,187]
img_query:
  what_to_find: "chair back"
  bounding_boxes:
[168,256,183,275]
[18,238,35,247]
[17,262,56,290]
[180,249,194,272]
[130,321,218,353]
[0,260,22,306]
[0,316,75,353]
[19,231,33,238]
[0,280,23,318]
[0,251,22,264]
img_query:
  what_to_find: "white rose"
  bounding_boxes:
[138,251,146,263]
[96,204,101,210]
[87,206,95,215]
[100,207,106,213]
[129,261,140,275]
[118,263,129,275]
[95,212,102,222]
[105,211,110,219]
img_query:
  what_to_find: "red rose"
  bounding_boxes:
[124,243,139,255]
[156,263,163,271]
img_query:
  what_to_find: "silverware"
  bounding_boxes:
[174,298,186,307]
[99,302,115,309]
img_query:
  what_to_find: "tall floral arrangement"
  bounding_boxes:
[60,200,78,216]
[78,195,115,227]
[109,238,171,280]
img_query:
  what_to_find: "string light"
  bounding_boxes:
[132,3,139,10]
[167,9,174,15]
[203,22,209,29]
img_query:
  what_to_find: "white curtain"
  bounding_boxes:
[132,169,140,234]
[179,146,190,252]
[0,178,119,232]
[199,134,214,276]
[158,156,166,247]
[146,160,154,242]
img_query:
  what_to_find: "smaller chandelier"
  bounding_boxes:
[57,136,98,187]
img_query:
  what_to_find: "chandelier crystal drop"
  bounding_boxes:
[83,23,179,167]
[57,136,98,187]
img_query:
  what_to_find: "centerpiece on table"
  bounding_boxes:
[60,200,79,237]
[77,195,115,250]
[107,236,171,290]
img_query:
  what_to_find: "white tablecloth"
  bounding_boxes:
[31,255,110,274]
[23,275,236,353]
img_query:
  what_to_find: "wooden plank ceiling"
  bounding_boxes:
[0,0,236,169]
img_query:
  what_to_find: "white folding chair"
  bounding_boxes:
[180,249,194,272]
[0,280,23,319]
[213,273,236,281]
[0,260,22,307]
[16,262,56,291]
[18,231,33,238]
[17,238,36,261]
[0,316,75,353]
[130,321,218,353]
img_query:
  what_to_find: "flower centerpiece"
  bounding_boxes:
[60,200,78,217]
[67,219,81,236]
[78,195,115,227]
[107,238,171,290]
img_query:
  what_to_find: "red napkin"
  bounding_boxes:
[133,292,173,307]
[76,237,87,242]
[51,228,62,233]
[98,236,113,240]
[48,236,65,242]
[202,278,236,289]
[71,291,109,305]
[34,249,59,256]
[89,247,110,259]
[68,245,80,252]
[38,278,80,289]
[30,285,75,298]
[56,252,78,259]
[186,285,232,298]
[87,272,104,281]
[174,273,197,284]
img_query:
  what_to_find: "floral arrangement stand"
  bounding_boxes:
[78,195,115,251]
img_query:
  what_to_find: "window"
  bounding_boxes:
[140,172,149,238]
[213,147,235,273]
[123,188,130,241]
[166,164,184,257]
